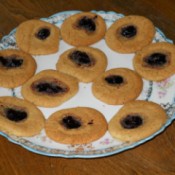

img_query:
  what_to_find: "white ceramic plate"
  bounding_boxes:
[0,10,175,158]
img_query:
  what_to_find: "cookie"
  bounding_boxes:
[16,19,60,55]
[0,49,36,88]
[133,42,175,81]
[45,107,107,144]
[21,69,79,107]
[108,100,167,142]
[0,96,45,137]
[60,12,106,46]
[92,68,143,105]
[105,15,155,53]
[56,46,107,83]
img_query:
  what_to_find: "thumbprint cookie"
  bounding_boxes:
[0,96,45,137]
[92,68,143,105]
[21,70,79,107]
[56,46,107,83]
[16,19,60,55]
[108,100,167,142]
[0,49,36,88]
[61,12,106,46]
[133,42,175,81]
[45,107,107,144]
[105,15,155,53]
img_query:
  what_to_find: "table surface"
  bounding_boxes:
[0,0,175,174]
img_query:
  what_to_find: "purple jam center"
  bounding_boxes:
[33,82,66,95]
[121,115,143,129]
[62,116,81,129]
[78,16,96,32]
[105,75,124,85]
[36,28,50,40]
[120,25,137,38]
[69,50,92,67]
[5,108,27,122]
[0,56,23,68]
[144,53,167,67]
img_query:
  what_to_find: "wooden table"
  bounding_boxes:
[0,0,175,174]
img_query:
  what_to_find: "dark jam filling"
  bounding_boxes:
[120,115,143,129]
[105,75,124,85]
[35,28,50,40]
[77,16,97,32]
[5,108,27,122]
[120,25,137,38]
[32,80,68,95]
[0,56,23,68]
[69,50,93,67]
[144,53,168,67]
[62,115,81,129]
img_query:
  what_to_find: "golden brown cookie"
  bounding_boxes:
[0,96,45,137]
[0,49,36,88]
[16,19,60,55]
[60,12,106,46]
[21,69,79,107]
[108,100,167,142]
[133,42,175,81]
[45,107,107,144]
[92,68,143,105]
[105,15,155,53]
[56,46,107,83]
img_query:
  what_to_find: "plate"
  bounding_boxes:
[0,10,175,158]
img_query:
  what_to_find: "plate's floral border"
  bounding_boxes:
[0,10,175,158]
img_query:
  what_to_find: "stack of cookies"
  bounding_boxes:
[0,11,174,144]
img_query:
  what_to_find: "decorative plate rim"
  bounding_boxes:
[0,10,174,158]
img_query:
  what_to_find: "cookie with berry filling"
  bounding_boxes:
[92,68,143,105]
[56,46,107,83]
[45,107,107,144]
[61,12,106,46]
[108,100,167,142]
[0,49,36,88]
[16,19,60,55]
[133,42,175,81]
[21,69,79,107]
[105,15,155,53]
[0,96,45,137]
